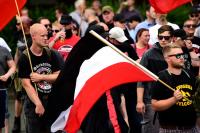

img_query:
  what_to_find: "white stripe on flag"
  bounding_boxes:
[51,106,72,132]
[74,46,130,99]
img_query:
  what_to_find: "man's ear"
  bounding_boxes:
[164,56,170,62]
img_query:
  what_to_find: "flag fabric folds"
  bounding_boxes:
[0,0,26,30]
[149,0,191,14]
[48,32,156,132]
[51,46,156,132]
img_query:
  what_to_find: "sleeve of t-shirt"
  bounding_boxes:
[152,70,169,100]
[3,47,13,61]
[0,38,11,52]
[18,54,32,79]
[137,51,149,88]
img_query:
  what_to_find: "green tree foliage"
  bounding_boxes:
[0,0,193,55]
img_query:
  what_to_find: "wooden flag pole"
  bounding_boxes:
[90,30,191,102]
[14,0,38,93]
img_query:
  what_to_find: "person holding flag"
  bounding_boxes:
[136,25,174,133]
[18,23,61,133]
[152,44,197,133]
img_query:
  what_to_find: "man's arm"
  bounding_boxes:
[136,52,149,113]
[22,78,44,116]
[0,59,16,82]
[136,87,145,113]
[151,90,182,111]
[30,70,60,83]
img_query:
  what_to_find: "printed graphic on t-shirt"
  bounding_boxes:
[175,84,192,106]
[57,44,73,59]
[33,63,52,93]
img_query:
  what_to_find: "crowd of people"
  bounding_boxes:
[0,0,200,132]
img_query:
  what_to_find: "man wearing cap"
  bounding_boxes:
[189,7,200,27]
[109,27,141,133]
[113,13,135,44]
[173,29,200,76]
[49,14,80,60]
[101,5,115,30]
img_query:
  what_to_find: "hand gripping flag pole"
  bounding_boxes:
[14,0,38,93]
[90,30,191,102]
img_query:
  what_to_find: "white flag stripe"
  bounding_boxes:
[51,106,72,132]
[74,46,130,99]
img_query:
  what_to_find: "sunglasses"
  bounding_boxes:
[183,24,196,28]
[44,24,52,28]
[158,35,171,40]
[168,53,184,59]
[16,23,20,25]
[52,30,59,33]
[190,14,199,17]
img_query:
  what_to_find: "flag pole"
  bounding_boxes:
[90,30,191,102]
[14,0,38,93]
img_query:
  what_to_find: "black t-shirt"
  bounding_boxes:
[152,69,196,127]
[18,48,61,117]
[18,48,61,94]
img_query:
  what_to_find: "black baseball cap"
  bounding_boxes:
[173,29,187,40]
[60,14,73,25]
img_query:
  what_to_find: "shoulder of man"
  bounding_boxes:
[23,47,52,57]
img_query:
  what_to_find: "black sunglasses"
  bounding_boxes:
[183,24,196,28]
[52,30,59,33]
[168,53,184,59]
[158,35,171,40]
[44,24,52,28]
[16,23,20,25]
[190,14,199,17]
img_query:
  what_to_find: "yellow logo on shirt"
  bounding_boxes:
[175,84,192,106]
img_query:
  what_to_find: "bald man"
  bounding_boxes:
[18,23,61,133]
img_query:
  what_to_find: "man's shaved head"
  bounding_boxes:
[30,23,47,37]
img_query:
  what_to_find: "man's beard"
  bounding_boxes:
[65,29,73,38]
[171,62,184,69]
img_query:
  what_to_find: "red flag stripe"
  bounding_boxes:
[149,0,191,14]
[0,0,26,30]
[65,62,155,132]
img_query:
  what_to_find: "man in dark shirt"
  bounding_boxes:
[152,44,197,133]
[18,23,61,133]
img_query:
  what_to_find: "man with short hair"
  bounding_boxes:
[152,44,197,133]
[183,19,200,46]
[37,17,53,39]
[70,0,88,37]
[136,25,174,133]
[148,12,179,45]
[101,5,115,30]
[18,23,61,132]
[134,6,156,36]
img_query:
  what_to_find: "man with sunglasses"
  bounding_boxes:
[189,7,200,27]
[49,14,80,60]
[38,17,53,39]
[173,29,200,76]
[152,44,197,133]
[183,19,200,45]
[137,25,173,133]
